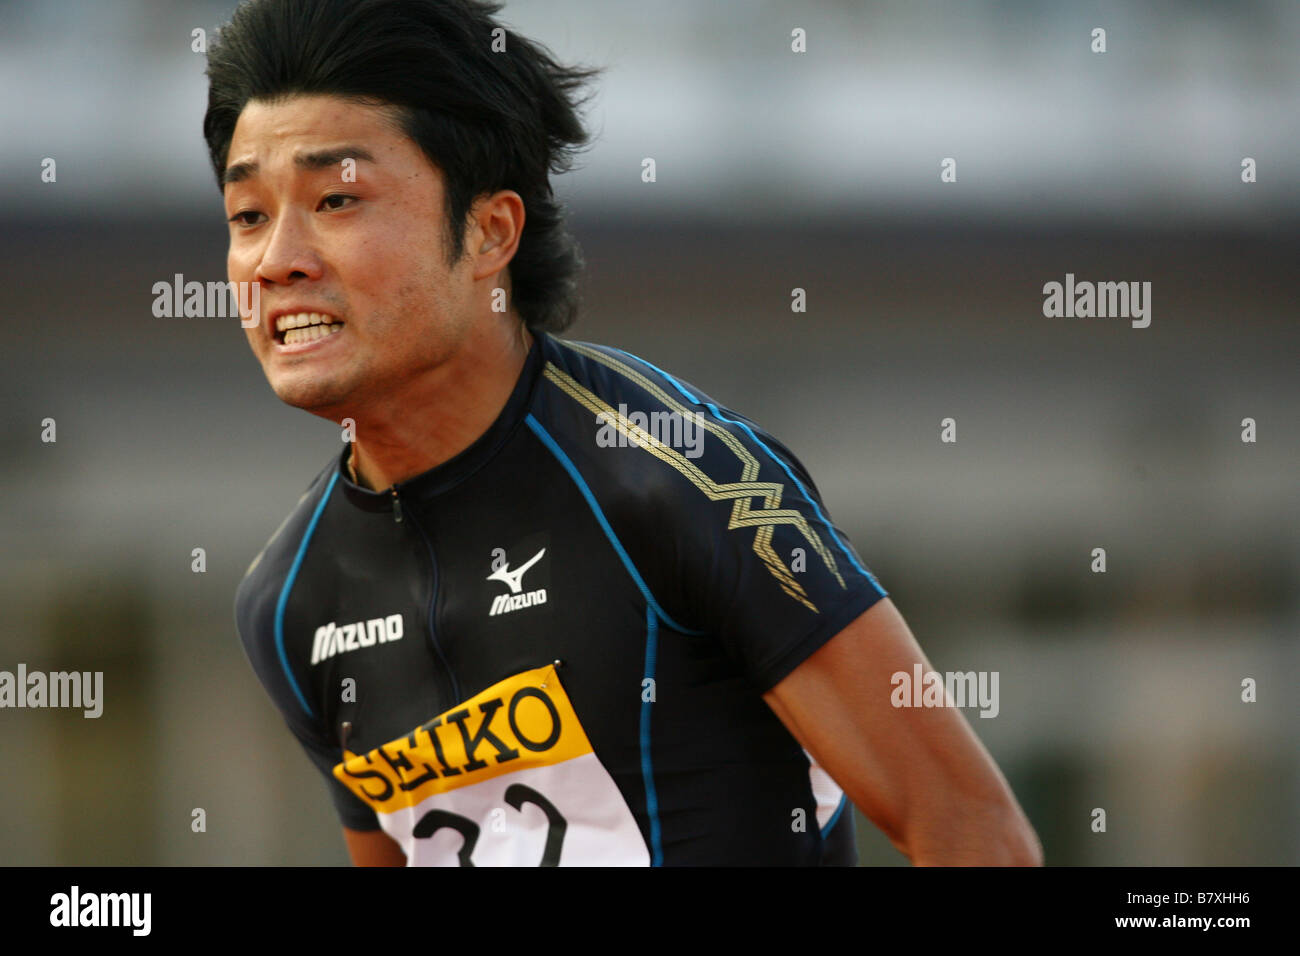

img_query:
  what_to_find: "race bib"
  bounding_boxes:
[334,663,649,866]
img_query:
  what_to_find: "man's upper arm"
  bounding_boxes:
[762,598,1043,865]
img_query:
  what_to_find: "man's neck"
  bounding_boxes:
[346,319,534,491]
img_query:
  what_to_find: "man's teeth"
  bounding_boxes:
[276,312,343,345]
[283,324,343,345]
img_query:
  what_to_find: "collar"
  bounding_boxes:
[337,330,547,511]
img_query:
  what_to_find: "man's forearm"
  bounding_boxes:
[897,796,1044,866]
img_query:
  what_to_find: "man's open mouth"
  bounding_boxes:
[274,312,345,345]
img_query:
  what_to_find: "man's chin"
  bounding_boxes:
[269,377,354,418]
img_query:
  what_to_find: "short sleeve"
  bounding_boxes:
[670,405,889,692]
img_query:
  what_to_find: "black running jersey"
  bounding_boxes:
[234,331,888,866]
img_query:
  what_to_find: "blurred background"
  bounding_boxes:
[0,0,1295,865]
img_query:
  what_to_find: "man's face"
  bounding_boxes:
[223,93,472,416]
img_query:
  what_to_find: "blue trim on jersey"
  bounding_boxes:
[525,414,701,635]
[641,604,664,866]
[607,346,886,596]
[274,469,339,718]
[821,792,848,837]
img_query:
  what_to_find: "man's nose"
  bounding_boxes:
[256,211,324,284]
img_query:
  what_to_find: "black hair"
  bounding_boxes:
[203,0,601,333]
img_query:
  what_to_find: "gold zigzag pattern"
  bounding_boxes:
[544,342,849,612]
[553,343,848,593]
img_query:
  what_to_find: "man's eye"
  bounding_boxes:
[228,210,264,226]
[320,194,356,211]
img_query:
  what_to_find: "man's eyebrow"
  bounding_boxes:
[222,146,378,186]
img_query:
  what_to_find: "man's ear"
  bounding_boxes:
[469,189,525,280]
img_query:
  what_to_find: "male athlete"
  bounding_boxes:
[209,0,1042,866]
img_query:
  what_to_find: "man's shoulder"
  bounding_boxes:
[539,336,718,418]
[531,335,884,656]
[234,455,340,641]
[534,335,815,506]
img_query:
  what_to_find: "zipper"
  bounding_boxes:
[389,485,403,523]
[405,504,462,704]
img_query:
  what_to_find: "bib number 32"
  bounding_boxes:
[412,783,567,866]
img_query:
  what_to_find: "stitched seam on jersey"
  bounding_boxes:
[821,792,847,837]
[641,604,663,867]
[274,469,339,718]
[524,414,698,635]
[566,340,884,596]
[543,359,827,612]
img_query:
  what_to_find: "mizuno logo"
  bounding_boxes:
[487,548,545,593]
[487,548,548,616]
[311,614,404,665]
